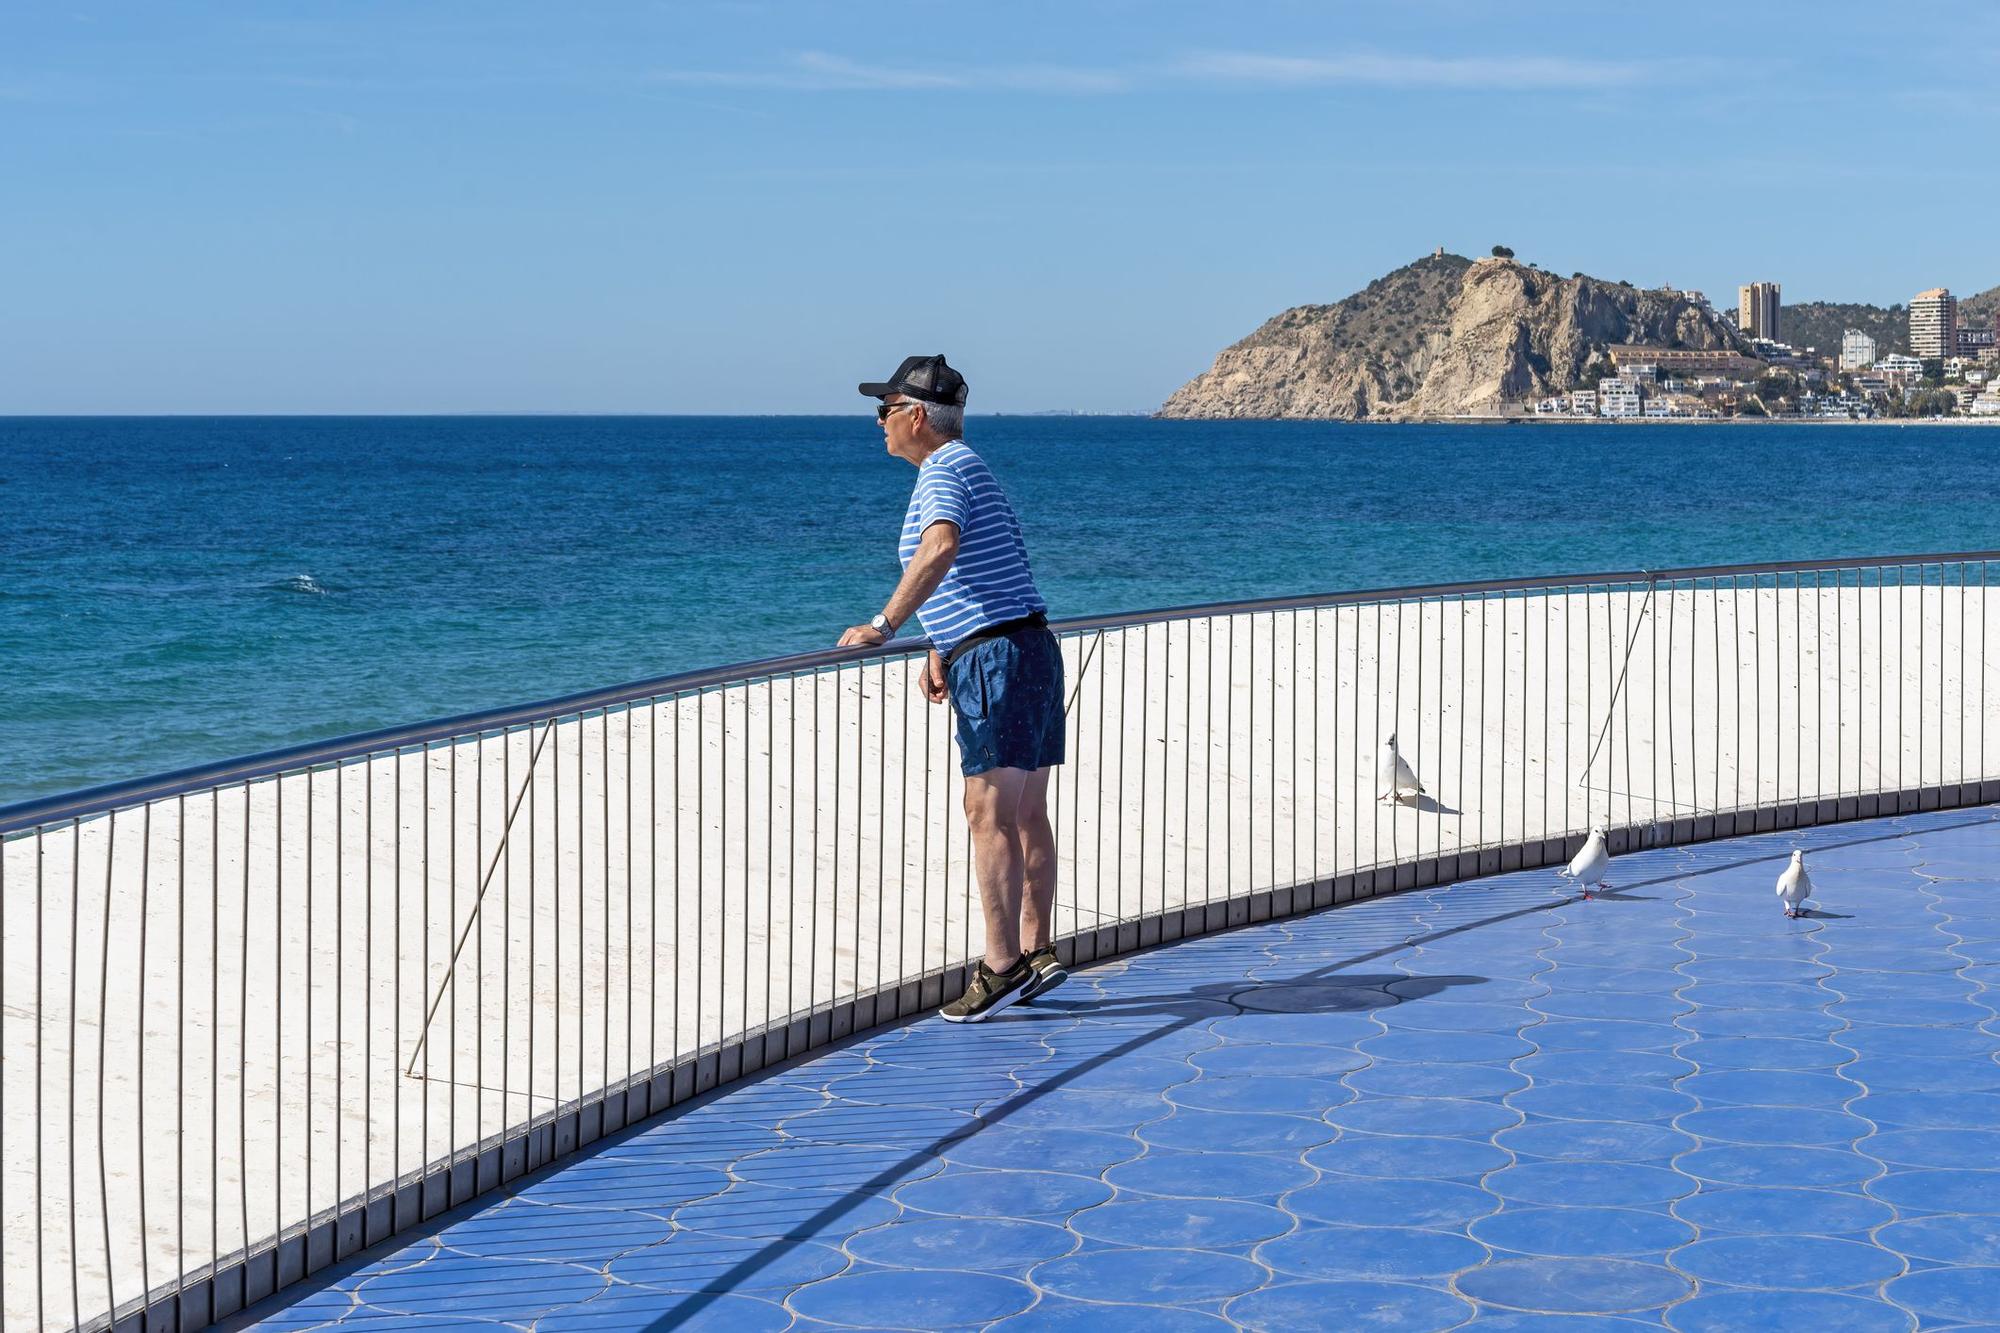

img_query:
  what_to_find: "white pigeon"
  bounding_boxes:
[1560,826,1612,900]
[1378,732,1425,804]
[1776,850,1813,918]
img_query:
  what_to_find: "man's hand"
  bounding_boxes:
[921,650,948,704]
[837,624,887,648]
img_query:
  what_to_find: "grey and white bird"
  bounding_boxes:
[1559,825,1612,900]
[1776,849,1813,918]
[1378,732,1425,804]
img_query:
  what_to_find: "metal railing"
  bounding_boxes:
[3,551,1998,1332]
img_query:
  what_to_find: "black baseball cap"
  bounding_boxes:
[858,354,968,406]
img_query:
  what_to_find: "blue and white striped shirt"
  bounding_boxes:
[898,440,1046,656]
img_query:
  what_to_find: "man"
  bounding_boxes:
[838,354,1067,1023]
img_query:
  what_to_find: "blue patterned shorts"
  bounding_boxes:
[948,627,1067,777]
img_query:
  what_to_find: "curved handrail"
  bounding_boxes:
[5,547,1994,835]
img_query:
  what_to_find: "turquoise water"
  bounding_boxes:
[4,416,1997,805]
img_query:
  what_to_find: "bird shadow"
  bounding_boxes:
[1380,794,1462,815]
[1797,908,1854,920]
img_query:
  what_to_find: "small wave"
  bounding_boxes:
[276,573,330,596]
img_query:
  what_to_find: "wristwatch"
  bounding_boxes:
[869,613,895,637]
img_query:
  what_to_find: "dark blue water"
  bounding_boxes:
[5,416,1997,805]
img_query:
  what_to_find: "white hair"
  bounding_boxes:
[919,399,965,441]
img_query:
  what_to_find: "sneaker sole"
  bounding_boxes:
[939,977,1030,1024]
[1021,965,1069,1002]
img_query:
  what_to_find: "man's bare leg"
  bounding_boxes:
[1016,766,1057,952]
[963,766,1030,973]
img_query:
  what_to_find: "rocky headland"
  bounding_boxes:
[1160,253,1752,420]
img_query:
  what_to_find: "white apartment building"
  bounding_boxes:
[1568,389,1598,416]
[1839,329,1876,371]
[1971,387,2000,417]
[1598,377,1642,418]
[1877,353,1925,380]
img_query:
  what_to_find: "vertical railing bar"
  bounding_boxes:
[1917,565,1926,795]
[1144,616,1160,920]
[922,666,934,991]
[717,695,727,1067]
[236,783,250,1287]
[501,729,511,1159]
[1227,617,1237,894]
[694,695,704,1064]
[785,676,797,1039]
[1478,594,1488,850]
[1899,564,1908,797]
[1352,603,1361,880]
[1312,608,1321,890]
[1661,582,1674,827]
[449,736,460,1199]
[305,769,316,1229]
[808,676,819,1029]
[1204,617,1214,906]
[208,783,220,1284]
[599,712,610,1109]
[477,731,487,1151]
[173,791,185,1301]
[1440,592,1456,872]
[83,804,98,1320]
[829,676,841,1021]
[1117,629,1129,921]
[876,662,887,1012]
[1409,598,1420,875]
[1245,616,1253,895]
[526,729,538,1146]
[575,715,584,1106]
[773,678,784,1039]
[1372,602,1382,871]
[1467,596,1476,849]
[1168,622,1179,911]
[275,771,288,1250]
[854,674,867,1014]
[1098,629,1108,926]
[335,759,347,1232]
[135,800,152,1304]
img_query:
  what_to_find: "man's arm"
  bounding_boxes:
[837,521,959,647]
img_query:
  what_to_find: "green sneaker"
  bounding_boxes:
[940,955,1033,1024]
[1020,945,1068,1001]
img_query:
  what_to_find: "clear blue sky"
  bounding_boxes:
[4,2,1992,414]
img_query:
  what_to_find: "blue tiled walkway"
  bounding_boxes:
[235,807,2000,1331]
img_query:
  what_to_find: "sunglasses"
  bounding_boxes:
[876,402,922,421]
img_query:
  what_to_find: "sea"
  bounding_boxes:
[5,415,1998,807]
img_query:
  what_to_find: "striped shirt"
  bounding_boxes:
[898,440,1046,656]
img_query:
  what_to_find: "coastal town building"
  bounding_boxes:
[1971,386,2000,416]
[1569,389,1597,416]
[1738,282,1781,340]
[1598,377,1642,418]
[1911,288,1957,360]
[1607,345,1764,379]
[1876,353,1925,383]
[1840,329,1877,371]
[1956,321,1995,358]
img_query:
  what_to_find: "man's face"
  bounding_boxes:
[879,394,929,463]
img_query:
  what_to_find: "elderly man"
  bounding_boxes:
[838,354,1067,1023]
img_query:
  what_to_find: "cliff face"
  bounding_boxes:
[1160,255,1752,420]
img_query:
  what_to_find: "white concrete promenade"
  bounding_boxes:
[3,583,1996,1331]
